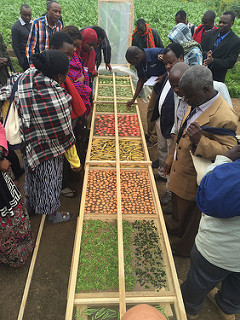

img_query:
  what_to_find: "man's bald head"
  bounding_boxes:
[180,65,215,108]
[169,62,189,97]
[125,46,145,67]
[169,62,190,80]
[121,304,167,320]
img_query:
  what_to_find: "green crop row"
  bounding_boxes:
[1,0,239,46]
[1,0,239,97]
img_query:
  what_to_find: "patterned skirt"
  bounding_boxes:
[0,172,34,267]
[24,155,64,215]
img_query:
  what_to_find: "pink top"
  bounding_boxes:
[0,122,8,155]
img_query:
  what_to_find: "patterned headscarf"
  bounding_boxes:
[80,28,98,75]
[168,23,203,66]
[168,23,193,44]
[132,23,155,48]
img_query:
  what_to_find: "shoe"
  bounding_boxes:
[152,159,160,168]
[207,288,235,320]
[48,212,74,224]
[60,187,76,198]
[163,204,172,215]
[161,190,172,205]
[147,140,157,148]
[154,173,167,182]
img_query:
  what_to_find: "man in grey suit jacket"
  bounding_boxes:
[201,11,240,83]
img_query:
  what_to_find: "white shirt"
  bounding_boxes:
[186,93,219,129]
[19,17,32,26]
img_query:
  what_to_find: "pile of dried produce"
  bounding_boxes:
[90,139,115,160]
[121,170,155,214]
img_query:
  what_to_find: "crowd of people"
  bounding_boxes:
[126,8,240,320]
[0,1,113,265]
[0,1,240,319]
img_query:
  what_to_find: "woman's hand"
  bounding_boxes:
[71,164,82,172]
[0,159,11,172]
[76,74,85,83]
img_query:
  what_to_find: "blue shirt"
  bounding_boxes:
[136,48,165,81]
[215,30,231,48]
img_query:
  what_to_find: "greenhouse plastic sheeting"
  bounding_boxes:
[100,2,132,65]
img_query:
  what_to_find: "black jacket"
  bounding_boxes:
[151,75,174,139]
[201,29,240,82]
[11,19,31,70]
[95,37,111,69]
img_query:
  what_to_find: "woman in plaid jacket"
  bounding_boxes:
[0,50,81,223]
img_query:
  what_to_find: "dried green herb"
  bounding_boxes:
[76,220,135,292]
[116,86,133,97]
[75,305,168,320]
[98,86,114,97]
[132,220,167,291]
[117,104,136,114]
[96,104,114,113]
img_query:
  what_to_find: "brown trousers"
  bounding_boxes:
[164,193,201,257]
[147,90,158,142]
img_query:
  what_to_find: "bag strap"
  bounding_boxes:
[3,76,21,127]
[7,57,15,74]
[201,125,240,144]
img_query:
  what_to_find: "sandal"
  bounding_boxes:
[48,212,74,224]
[60,187,76,198]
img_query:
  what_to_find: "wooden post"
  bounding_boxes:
[17,215,46,320]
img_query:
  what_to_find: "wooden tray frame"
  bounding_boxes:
[65,73,187,320]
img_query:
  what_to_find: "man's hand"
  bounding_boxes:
[126,99,135,109]
[186,121,202,145]
[93,70,98,77]
[0,58,8,66]
[225,145,240,161]
[154,72,167,84]
[0,159,11,172]
[163,163,171,177]
[105,63,112,72]
[203,50,214,66]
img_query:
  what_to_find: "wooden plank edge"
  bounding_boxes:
[17,214,46,320]
[147,166,187,320]
[74,296,176,305]
[65,165,90,320]
[113,71,126,317]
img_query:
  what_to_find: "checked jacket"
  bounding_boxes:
[0,68,75,170]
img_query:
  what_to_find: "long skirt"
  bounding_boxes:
[24,155,64,215]
[0,171,34,267]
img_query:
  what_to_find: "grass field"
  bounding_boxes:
[1,0,239,96]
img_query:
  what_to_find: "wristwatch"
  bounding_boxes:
[0,150,6,161]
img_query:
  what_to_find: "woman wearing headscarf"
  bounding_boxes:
[0,122,34,267]
[61,26,92,116]
[168,23,203,66]
[0,50,81,223]
[78,28,98,82]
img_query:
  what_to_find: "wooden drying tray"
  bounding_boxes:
[65,73,187,320]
